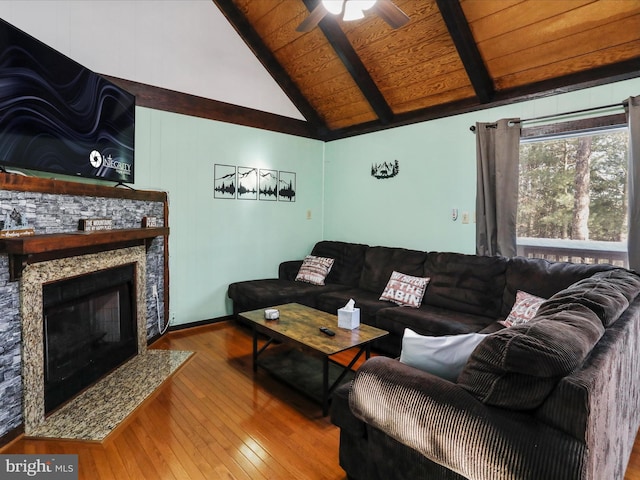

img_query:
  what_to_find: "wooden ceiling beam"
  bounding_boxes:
[302,0,394,125]
[211,0,328,136]
[435,0,495,104]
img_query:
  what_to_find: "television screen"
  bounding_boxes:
[0,19,135,183]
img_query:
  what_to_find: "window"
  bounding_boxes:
[517,124,628,267]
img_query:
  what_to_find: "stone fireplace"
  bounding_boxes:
[0,174,168,443]
[20,246,148,435]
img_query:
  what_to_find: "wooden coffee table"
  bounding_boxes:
[239,303,388,416]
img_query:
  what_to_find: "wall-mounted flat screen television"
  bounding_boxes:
[0,19,135,183]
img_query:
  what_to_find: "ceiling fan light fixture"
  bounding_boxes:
[321,0,345,15]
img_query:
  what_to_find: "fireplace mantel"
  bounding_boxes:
[0,227,169,280]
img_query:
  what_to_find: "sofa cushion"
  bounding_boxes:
[458,303,605,410]
[358,246,428,294]
[311,241,368,287]
[500,290,546,327]
[399,328,488,382]
[375,304,496,356]
[502,256,614,318]
[227,279,349,312]
[295,255,334,285]
[379,271,430,308]
[423,252,507,318]
[538,269,640,327]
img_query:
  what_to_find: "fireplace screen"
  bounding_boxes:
[43,264,136,413]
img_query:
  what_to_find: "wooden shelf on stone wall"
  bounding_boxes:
[0,227,169,281]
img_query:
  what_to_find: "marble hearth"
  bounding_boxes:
[20,245,147,435]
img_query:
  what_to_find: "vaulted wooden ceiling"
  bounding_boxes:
[213,0,640,141]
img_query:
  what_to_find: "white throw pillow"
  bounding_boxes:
[399,328,488,382]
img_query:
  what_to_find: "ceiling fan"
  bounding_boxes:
[296,0,410,32]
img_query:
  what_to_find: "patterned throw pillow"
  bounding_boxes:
[500,290,546,327]
[379,271,430,308]
[295,255,335,285]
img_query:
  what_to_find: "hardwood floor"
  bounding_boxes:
[3,320,640,479]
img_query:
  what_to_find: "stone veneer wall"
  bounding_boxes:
[0,188,166,439]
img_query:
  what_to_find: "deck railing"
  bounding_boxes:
[516,237,628,268]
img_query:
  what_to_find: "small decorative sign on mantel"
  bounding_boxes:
[78,218,113,232]
[0,227,34,238]
[141,216,158,228]
[0,207,35,237]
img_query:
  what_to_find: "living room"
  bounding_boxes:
[1,1,640,479]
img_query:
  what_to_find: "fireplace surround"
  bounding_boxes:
[21,246,147,435]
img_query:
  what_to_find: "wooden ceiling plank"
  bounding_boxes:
[478,2,640,62]
[301,0,394,124]
[392,86,477,113]
[488,14,640,79]
[467,0,595,43]
[458,0,525,23]
[362,33,464,80]
[495,42,640,90]
[435,0,495,103]
[381,70,472,104]
[347,15,451,63]
[212,0,327,133]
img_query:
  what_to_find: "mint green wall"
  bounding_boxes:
[132,78,640,327]
[323,78,640,253]
[133,108,324,326]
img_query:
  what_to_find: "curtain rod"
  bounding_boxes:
[469,101,627,132]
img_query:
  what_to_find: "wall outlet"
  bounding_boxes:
[462,212,470,224]
[306,209,312,220]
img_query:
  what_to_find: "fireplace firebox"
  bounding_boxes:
[42,264,137,413]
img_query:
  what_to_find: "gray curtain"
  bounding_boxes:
[627,96,640,271]
[475,118,521,257]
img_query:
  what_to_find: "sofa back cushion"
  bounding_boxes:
[458,303,605,410]
[358,246,427,294]
[502,257,614,318]
[311,241,368,287]
[422,252,507,318]
[538,269,640,327]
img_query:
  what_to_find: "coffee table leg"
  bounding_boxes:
[252,326,258,373]
[322,356,329,416]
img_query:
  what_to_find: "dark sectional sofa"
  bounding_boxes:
[228,240,640,480]
[228,240,616,357]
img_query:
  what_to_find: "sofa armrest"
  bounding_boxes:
[349,356,586,480]
[279,260,303,281]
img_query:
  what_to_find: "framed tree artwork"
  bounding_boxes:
[237,167,258,200]
[214,164,237,199]
[278,171,296,202]
[259,169,278,201]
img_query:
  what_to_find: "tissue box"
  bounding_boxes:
[338,307,360,330]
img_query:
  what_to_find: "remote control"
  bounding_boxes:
[319,326,335,336]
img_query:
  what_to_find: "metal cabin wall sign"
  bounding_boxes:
[371,160,399,179]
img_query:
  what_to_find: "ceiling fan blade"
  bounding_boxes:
[296,4,329,32]
[375,0,410,29]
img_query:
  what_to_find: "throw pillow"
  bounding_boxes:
[379,271,430,308]
[500,290,545,327]
[295,255,334,285]
[399,328,487,382]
